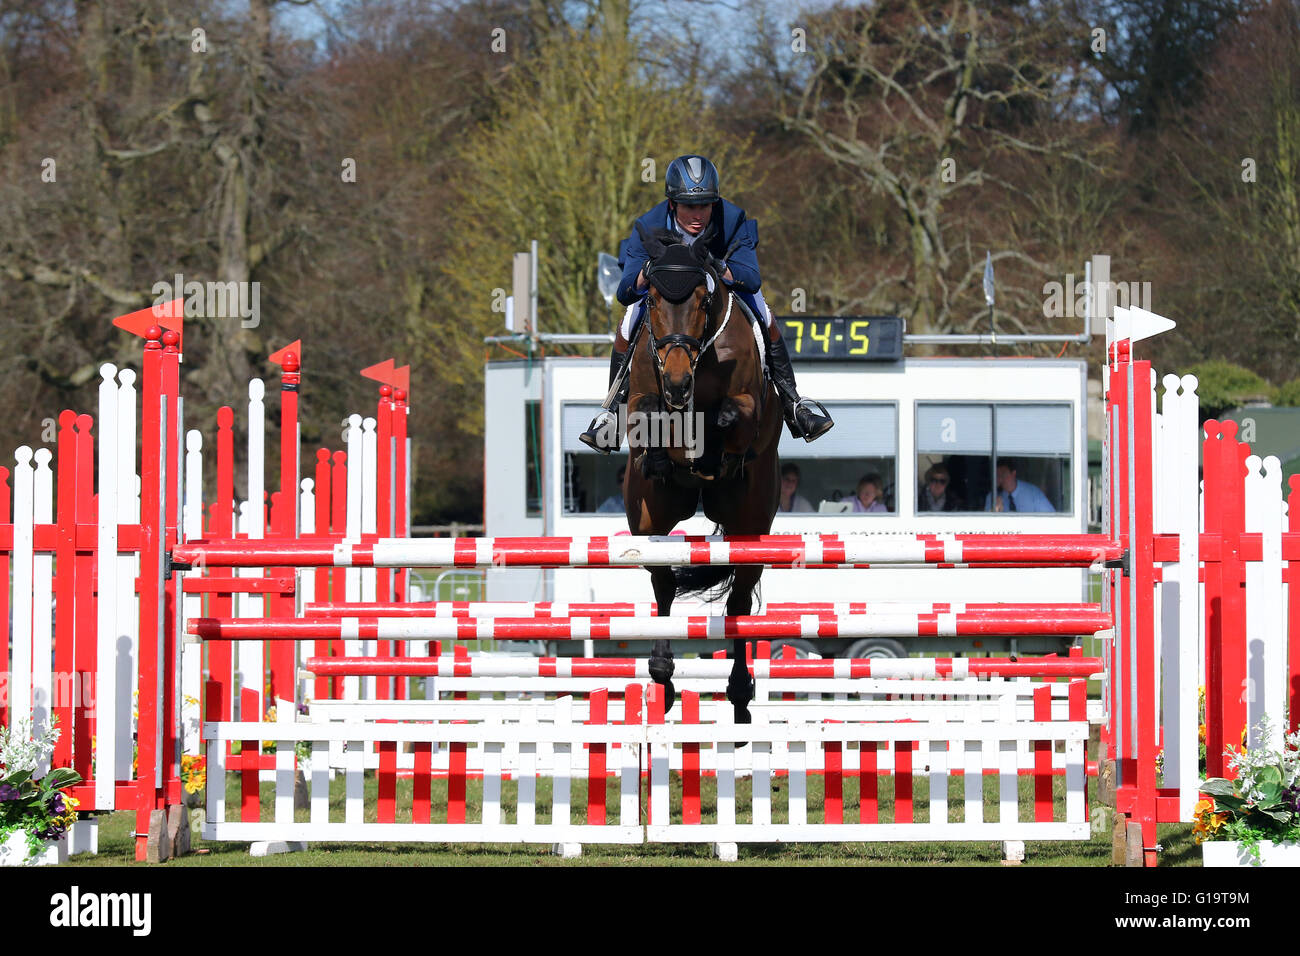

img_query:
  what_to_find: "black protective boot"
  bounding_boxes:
[766,325,834,441]
[578,349,628,453]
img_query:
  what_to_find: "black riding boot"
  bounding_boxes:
[578,349,628,453]
[766,325,834,441]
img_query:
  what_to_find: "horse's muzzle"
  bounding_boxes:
[663,375,692,410]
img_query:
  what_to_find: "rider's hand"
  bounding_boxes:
[636,267,647,291]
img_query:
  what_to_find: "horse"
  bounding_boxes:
[620,223,782,724]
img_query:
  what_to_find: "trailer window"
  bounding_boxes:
[916,403,1072,514]
[525,401,542,517]
[561,403,627,514]
[778,403,898,514]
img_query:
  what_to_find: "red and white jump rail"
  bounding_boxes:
[302,652,1104,680]
[173,532,1122,569]
[189,607,1112,642]
[302,599,1103,619]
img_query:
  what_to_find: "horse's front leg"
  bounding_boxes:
[647,566,677,714]
[725,566,760,725]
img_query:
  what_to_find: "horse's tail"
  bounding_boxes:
[672,523,742,606]
[672,564,736,605]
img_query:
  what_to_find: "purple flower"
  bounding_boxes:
[48,792,65,814]
[1284,785,1300,815]
[0,784,20,802]
[38,819,67,840]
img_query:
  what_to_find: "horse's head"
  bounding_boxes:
[635,221,723,411]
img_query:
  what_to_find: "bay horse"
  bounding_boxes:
[621,223,782,724]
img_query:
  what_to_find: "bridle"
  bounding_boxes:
[643,263,734,402]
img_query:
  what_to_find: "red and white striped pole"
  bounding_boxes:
[189,607,1113,642]
[303,599,1105,619]
[303,654,1105,680]
[173,532,1123,570]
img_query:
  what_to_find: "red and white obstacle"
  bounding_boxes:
[173,532,1121,569]
[189,607,1111,641]
[3,301,1298,864]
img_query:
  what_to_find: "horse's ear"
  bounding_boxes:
[634,221,665,258]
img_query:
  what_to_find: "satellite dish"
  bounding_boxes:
[597,253,620,307]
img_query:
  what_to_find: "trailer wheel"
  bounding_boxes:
[845,638,907,659]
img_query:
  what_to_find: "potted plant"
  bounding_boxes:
[1196,716,1300,866]
[0,719,82,866]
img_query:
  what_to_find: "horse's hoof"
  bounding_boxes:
[648,656,675,685]
[727,676,754,730]
[660,679,677,714]
[727,675,755,701]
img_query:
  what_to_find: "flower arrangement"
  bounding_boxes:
[1196,716,1300,864]
[180,754,206,795]
[0,719,83,859]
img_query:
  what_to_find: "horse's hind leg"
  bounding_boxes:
[647,566,677,713]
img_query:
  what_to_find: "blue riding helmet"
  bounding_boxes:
[665,155,719,205]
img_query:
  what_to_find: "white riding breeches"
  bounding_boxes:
[619,288,771,341]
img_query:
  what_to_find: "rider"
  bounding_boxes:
[579,154,834,452]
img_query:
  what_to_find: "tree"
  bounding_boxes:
[1146,0,1300,382]
[1066,0,1253,135]
[429,20,755,396]
[765,0,1103,336]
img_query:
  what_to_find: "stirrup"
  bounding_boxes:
[791,398,834,442]
[578,409,620,454]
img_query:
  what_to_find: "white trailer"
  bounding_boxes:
[483,352,1091,658]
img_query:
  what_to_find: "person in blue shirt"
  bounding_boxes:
[579,154,833,452]
[984,459,1055,512]
[596,465,626,513]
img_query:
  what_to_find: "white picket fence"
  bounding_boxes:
[203,687,1089,847]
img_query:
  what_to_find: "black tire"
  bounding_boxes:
[844,638,907,660]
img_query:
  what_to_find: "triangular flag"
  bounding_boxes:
[268,340,302,367]
[1114,306,1176,345]
[112,299,184,341]
[361,359,400,385]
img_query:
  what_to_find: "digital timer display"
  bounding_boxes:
[775,316,904,361]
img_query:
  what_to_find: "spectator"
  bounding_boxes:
[597,465,627,513]
[984,459,1054,512]
[918,463,964,512]
[850,473,888,513]
[779,463,814,513]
